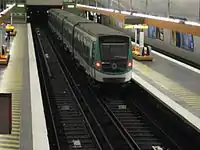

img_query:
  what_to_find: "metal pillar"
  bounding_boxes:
[135,28,137,44]
[145,0,148,13]
[130,0,133,11]
[139,29,144,48]
[139,29,144,55]
[3,0,6,9]
[199,0,200,20]
[167,0,171,17]
[118,0,120,10]
[109,0,112,8]
[10,13,13,25]
[0,24,6,54]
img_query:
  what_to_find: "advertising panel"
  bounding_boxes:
[148,25,156,39]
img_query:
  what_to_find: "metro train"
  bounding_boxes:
[48,9,133,84]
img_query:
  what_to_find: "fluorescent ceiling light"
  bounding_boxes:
[76,4,200,27]
[1,3,16,16]
[17,4,24,7]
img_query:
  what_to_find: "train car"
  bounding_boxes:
[48,9,133,84]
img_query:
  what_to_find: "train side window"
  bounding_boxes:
[79,33,82,53]
[86,38,89,62]
[87,39,90,63]
[86,38,90,63]
[78,33,80,41]
[69,28,71,42]
[75,31,78,51]
[74,30,76,37]
[83,37,87,62]
[67,27,70,41]
[67,27,69,41]
[81,36,84,56]
[64,27,66,38]
[74,33,77,50]
[92,42,95,59]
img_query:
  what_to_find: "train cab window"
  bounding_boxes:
[69,28,72,41]
[100,43,128,61]
[67,28,70,41]
[65,27,69,41]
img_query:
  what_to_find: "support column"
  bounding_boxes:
[10,13,13,25]
[139,29,144,55]
[86,11,89,20]
[0,24,6,55]
[94,13,97,22]
[167,0,171,17]
[199,0,200,20]
[134,28,137,44]
[139,29,144,47]
[145,0,148,13]
[130,0,133,11]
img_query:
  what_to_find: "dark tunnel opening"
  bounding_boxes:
[26,5,62,24]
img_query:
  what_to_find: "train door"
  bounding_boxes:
[90,42,95,79]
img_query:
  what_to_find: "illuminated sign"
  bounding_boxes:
[67,5,75,8]
[124,24,148,29]
[124,24,134,29]
[17,4,24,7]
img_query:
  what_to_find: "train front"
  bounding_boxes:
[94,35,132,84]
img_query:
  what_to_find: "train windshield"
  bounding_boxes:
[100,43,128,61]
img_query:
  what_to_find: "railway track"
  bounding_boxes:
[32,26,101,150]
[96,89,180,150]
[46,24,200,149]
[32,24,200,150]
[46,28,180,150]
[47,28,140,150]
[34,26,142,150]
[103,98,164,149]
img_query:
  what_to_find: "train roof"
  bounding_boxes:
[49,9,129,38]
[78,23,128,37]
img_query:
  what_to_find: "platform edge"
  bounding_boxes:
[27,23,50,150]
[132,72,200,132]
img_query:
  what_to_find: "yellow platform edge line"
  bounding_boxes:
[0,143,19,148]
[0,148,19,150]
[135,61,200,108]
[0,139,19,144]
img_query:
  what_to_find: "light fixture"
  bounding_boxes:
[76,4,200,27]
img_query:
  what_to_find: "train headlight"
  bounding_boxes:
[128,61,132,67]
[95,61,101,69]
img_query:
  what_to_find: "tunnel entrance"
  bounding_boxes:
[26,5,62,24]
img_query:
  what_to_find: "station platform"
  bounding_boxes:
[0,23,49,150]
[132,49,200,132]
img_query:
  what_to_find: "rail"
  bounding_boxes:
[33,26,101,150]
